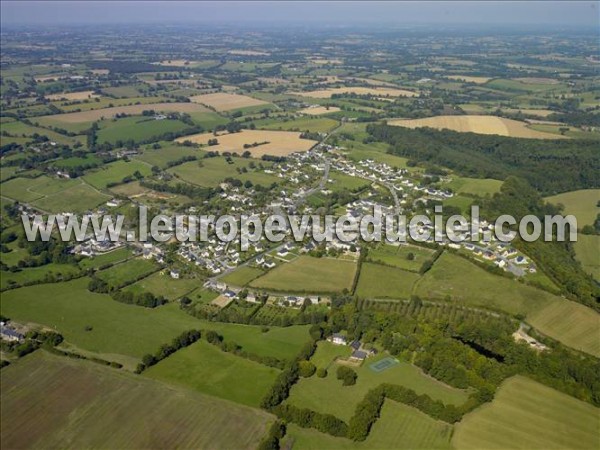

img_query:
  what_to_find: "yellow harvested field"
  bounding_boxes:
[502,108,556,117]
[309,58,343,65]
[388,115,567,139]
[292,86,417,99]
[34,75,64,83]
[45,90,99,101]
[447,75,492,84]
[39,103,209,123]
[211,295,235,308]
[189,92,269,111]
[175,129,317,157]
[229,49,270,56]
[258,77,290,85]
[298,106,341,115]
[90,69,110,75]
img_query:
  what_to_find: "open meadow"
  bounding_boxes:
[545,189,600,227]
[175,129,317,157]
[452,375,600,450]
[189,92,269,111]
[144,339,280,407]
[355,263,420,299]
[388,115,565,139]
[250,256,357,294]
[292,86,417,98]
[574,234,600,281]
[1,351,272,450]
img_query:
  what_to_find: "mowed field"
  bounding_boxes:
[416,253,600,357]
[447,177,504,196]
[452,375,600,450]
[287,342,469,422]
[1,351,272,450]
[175,129,317,157]
[545,188,600,227]
[388,115,565,139]
[293,86,417,98]
[38,102,210,123]
[298,106,342,115]
[144,339,280,407]
[249,256,357,293]
[45,90,99,101]
[189,92,269,111]
[355,263,420,299]
[574,234,600,281]
[447,75,492,84]
[285,400,453,449]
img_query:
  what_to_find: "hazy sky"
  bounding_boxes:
[1,1,598,27]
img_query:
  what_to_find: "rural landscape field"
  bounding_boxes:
[0,1,599,449]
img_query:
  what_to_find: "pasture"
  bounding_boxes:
[83,160,152,189]
[1,351,272,450]
[355,263,420,299]
[32,182,110,213]
[175,129,317,157]
[545,188,600,227]
[189,92,269,112]
[416,252,600,357]
[446,177,504,196]
[168,156,279,187]
[574,234,600,281]
[96,116,193,145]
[135,143,203,169]
[78,247,131,269]
[253,116,338,133]
[144,339,280,407]
[125,271,200,300]
[293,86,417,98]
[250,256,357,294]
[45,90,98,101]
[452,375,599,450]
[366,244,434,272]
[287,349,469,422]
[388,115,565,139]
[0,263,81,289]
[96,258,158,289]
[285,400,453,449]
[447,75,491,84]
[220,266,265,287]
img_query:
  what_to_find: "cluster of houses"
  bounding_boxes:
[328,333,378,362]
[0,322,25,343]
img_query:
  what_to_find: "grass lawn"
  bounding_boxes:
[284,400,453,449]
[416,252,600,357]
[1,351,272,450]
[78,247,131,269]
[545,189,600,227]
[96,258,158,289]
[367,244,434,272]
[144,339,280,407]
[452,375,600,450]
[355,263,419,299]
[309,341,353,369]
[32,182,110,213]
[446,177,503,196]
[124,271,201,300]
[0,263,81,289]
[220,266,265,286]
[83,160,153,189]
[328,171,371,192]
[168,156,279,188]
[287,350,469,422]
[250,256,357,294]
[97,116,193,145]
[574,234,600,281]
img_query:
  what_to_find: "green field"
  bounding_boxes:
[1,351,272,450]
[0,119,84,146]
[287,346,469,422]
[220,266,265,286]
[96,258,158,288]
[574,234,600,281]
[355,262,420,299]
[168,157,279,188]
[416,252,600,357]
[144,339,280,407]
[447,177,503,196]
[97,116,193,145]
[0,175,79,202]
[545,189,600,227]
[1,262,81,289]
[253,116,338,133]
[32,181,110,213]
[124,271,201,300]
[0,278,311,367]
[452,375,600,450]
[250,256,357,294]
[329,171,371,192]
[78,247,132,269]
[135,143,203,168]
[367,244,434,272]
[83,160,153,189]
[285,400,453,449]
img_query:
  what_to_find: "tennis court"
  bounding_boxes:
[369,356,399,373]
